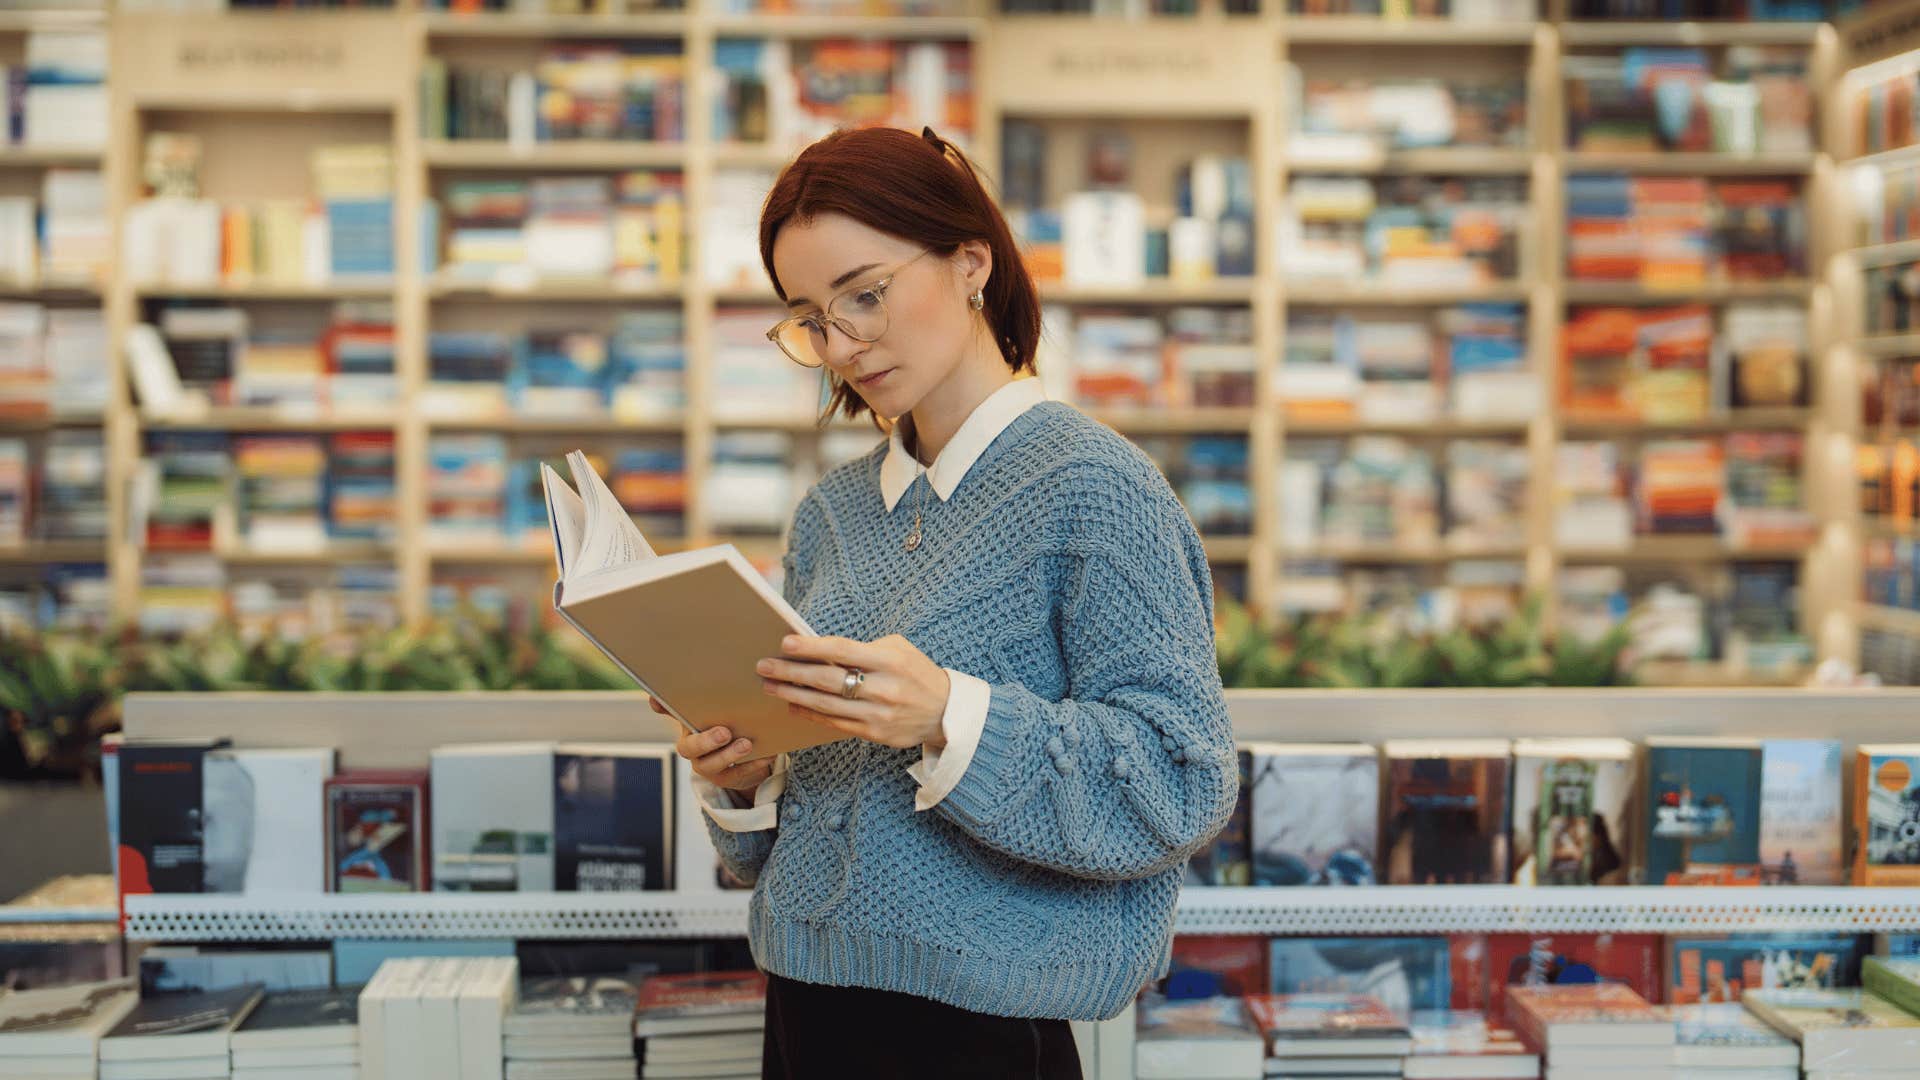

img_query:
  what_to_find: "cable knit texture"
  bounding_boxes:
[701,401,1239,1022]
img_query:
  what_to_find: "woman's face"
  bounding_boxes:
[770,212,981,420]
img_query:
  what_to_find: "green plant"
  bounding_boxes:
[0,628,127,777]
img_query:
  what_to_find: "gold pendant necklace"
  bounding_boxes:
[904,466,926,551]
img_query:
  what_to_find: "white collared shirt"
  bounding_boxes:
[693,377,1048,831]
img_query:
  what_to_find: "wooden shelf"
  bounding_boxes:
[1284,543,1529,563]
[1203,537,1254,562]
[1037,279,1257,304]
[130,90,396,114]
[0,146,103,167]
[140,409,397,433]
[216,545,394,567]
[428,278,683,302]
[708,14,984,39]
[1559,20,1824,46]
[711,142,796,170]
[1860,604,1920,637]
[0,279,101,300]
[0,415,105,433]
[1281,17,1537,45]
[428,416,685,435]
[1563,280,1814,303]
[422,140,686,170]
[0,11,104,33]
[421,11,689,38]
[1634,659,1811,688]
[1849,237,1920,268]
[1285,147,1535,176]
[1857,334,1920,358]
[709,414,870,433]
[1846,142,1920,171]
[132,281,395,301]
[427,544,555,566]
[1285,417,1531,437]
[1561,537,1809,562]
[1285,281,1531,306]
[0,543,106,565]
[1086,407,1255,434]
[1563,151,1819,175]
[1559,408,1813,435]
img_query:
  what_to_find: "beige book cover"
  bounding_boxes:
[542,450,844,761]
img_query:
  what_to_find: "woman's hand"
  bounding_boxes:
[656,697,774,796]
[757,634,951,751]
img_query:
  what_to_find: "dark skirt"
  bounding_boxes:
[759,971,1085,1080]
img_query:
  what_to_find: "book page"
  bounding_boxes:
[540,464,585,580]
[566,449,656,574]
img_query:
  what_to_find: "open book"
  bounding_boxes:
[542,451,844,761]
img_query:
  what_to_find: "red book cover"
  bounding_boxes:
[1167,935,1268,999]
[1506,982,1660,1051]
[634,971,769,1020]
[324,769,429,893]
[1244,992,1407,1042]
[1449,933,1491,1012]
[1484,932,1663,1025]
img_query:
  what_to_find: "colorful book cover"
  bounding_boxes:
[633,971,767,1021]
[117,738,231,898]
[1165,935,1268,1000]
[553,744,672,892]
[1511,738,1634,886]
[1248,743,1378,886]
[1854,745,1920,886]
[1383,740,1512,885]
[1134,993,1263,1045]
[1449,933,1490,1012]
[1759,739,1843,885]
[1667,933,1861,1004]
[1186,748,1252,886]
[1505,982,1662,1049]
[1268,936,1451,1018]
[1243,992,1409,1043]
[1663,1002,1799,1063]
[325,770,429,894]
[1643,738,1764,885]
[1484,933,1663,1025]
[1406,1009,1538,1074]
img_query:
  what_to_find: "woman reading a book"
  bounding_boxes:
[659,125,1238,1078]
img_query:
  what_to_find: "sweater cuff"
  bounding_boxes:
[692,752,788,833]
[905,669,991,812]
[933,682,1031,829]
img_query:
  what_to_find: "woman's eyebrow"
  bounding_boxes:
[786,262,883,308]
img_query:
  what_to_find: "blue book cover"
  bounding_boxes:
[553,746,673,892]
[1668,933,1863,1004]
[1644,740,1764,885]
[1268,936,1451,1018]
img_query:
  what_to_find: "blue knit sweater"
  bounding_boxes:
[704,400,1239,1022]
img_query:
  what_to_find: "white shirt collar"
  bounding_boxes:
[879,377,1048,512]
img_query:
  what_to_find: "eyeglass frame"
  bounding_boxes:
[764,247,941,369]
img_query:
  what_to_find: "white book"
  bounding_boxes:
[418,958,472,1080]
[233,1067,358,1080]
[231,1045,355,1067]
[375,959,432,1080]
[202,747,335,894]
[503,1034,633,1059]
[456,955,519,1080]
[355,962,393,1080]
[0,978,139,1058]
[641,1061,758,1079]
[98,1055,230,1080]
[431,744,555,892]
[1,1054,107,1078]
[542,451,837,761]
[1063,191,1146,288]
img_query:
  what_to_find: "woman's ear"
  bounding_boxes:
[957,238,993,296]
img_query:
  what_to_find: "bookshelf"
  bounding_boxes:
[0,4,1880,685]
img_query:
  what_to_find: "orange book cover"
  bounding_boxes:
[1854,746,1920,887]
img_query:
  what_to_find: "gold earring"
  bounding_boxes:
[969,290,984,310]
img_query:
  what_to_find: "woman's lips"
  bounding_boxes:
[857,369,892,387]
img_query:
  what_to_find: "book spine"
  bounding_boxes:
[1864,957,1920,1017]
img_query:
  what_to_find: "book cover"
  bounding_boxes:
[1268,936,1451,1018]
[1663,1002,1800,1066]
[1742,987,1920,1069]
[634,971,767,1022]
[1855,745,1920,886]
[1383,739,1511,884]
[1643,738,1764,885]
[1510,738,1634,886]
[1186,748,1252,886]
[202,747,334,895]
[1247,743,1378,886]
[325,770,429,893]
[1505,982,1662,1049]
[230,987,359,1049]
[0,977,139,1057]
[103,982,266,1044]
[1667,933,1862,1004]
[1133,994,1264,1078]
[117,738,230,898]
[1164,935,1267,1000]
[431,743,554,893]
[1242,992,1409,1043]
[1758,739,1843,885]
[1449,933,1491,1012]
[1405,1009,1538,1078]
[1863,956,1920,1018]
[505,975,639,1037]
[553,743,673,892]
[1484,932,1663,1025]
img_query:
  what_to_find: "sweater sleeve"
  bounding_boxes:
[931,480,1239,882]
[697,491,821,885]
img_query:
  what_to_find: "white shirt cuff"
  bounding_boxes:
[692,752,788,833]
[905,669,990,812]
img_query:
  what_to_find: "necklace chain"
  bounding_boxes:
[904,460,928,551]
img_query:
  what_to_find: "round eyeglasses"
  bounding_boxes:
[766,249,936,369]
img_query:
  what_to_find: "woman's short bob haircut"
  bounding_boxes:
[758,124,1042,424]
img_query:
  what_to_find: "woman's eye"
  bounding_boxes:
[848,287,885,310]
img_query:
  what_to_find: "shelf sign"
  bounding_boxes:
[986,23,1267,114]
[112,12,410,104]
[1844,2,1920,69]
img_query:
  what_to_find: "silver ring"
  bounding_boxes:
[841,667,865,700]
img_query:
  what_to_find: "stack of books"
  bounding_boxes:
[711,39,969,152]
[1284,176,1524,285]
[633,971,769,1080]
[0,978,140,1079]
[1508,983,1675,1079]
[436,172,684,291]
[1132,994,1265,1080]
[11,28,107,151]
[1637,438,1724,536]
[42,168,108,285]
[359,957,519,1078]
[228,986,361,1080]
[504,975,638,1079]
[1404,1010,1540,1080]
[1743,986,1920,1077]
[1045,305,1257,410]
[101,983,267,1080]
[1665,1003,1799,1080]
[422,41,686,144]
[1244,993,1413,1078]
[426,433,510,546]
